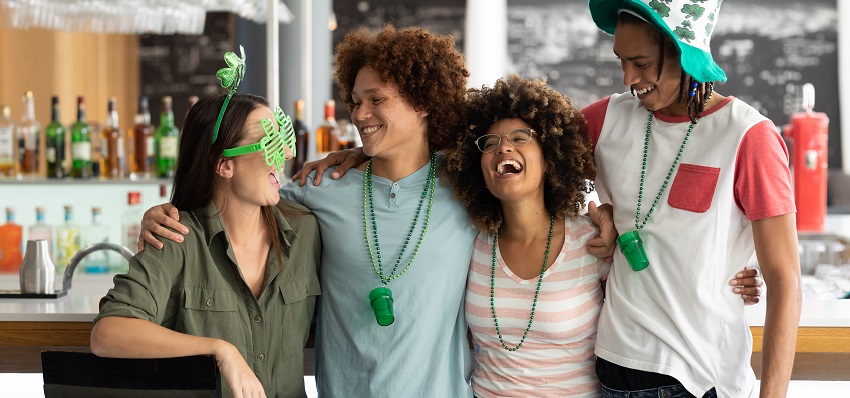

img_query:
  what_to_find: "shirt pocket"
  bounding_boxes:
[279,274,321,304]
[278,274,321,354]
[667,163,721,213]
[177,287,239,339]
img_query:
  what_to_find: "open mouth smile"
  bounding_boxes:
[496,159,523,176]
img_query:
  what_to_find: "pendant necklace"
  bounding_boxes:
[618,87,713,271]
[490,212,554,351]
[363,151,437,326]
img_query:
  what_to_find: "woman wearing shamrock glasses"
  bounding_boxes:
[90,55,319,397]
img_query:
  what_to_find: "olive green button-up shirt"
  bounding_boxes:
[96,201,321,398]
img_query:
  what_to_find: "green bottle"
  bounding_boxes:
[70,96,92,179]
[45,96,67,178]
[155,96,179,178]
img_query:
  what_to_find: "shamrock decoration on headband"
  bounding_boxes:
[212,45,247,143]
[213,45,297,172]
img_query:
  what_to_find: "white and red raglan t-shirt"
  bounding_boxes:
[584,93,795,397]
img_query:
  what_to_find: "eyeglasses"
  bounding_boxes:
[473,128,536,153]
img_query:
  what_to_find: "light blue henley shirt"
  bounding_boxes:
[280,158,475,398]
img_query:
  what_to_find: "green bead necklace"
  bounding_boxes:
[618,90,714,272]
[362,151,437,309]
[633,112,695,230]
[490,212,555,352]
[634,90,713,230]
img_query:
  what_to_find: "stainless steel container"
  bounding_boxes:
[19,240,55,294]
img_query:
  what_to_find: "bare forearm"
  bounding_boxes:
[90,317,224,359]
[759,278,801,397]
[751,214,801,398]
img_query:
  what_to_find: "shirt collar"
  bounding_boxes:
[196,201,296,249]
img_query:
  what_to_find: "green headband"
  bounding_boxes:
[213,45,297,172]
[212,45,246,143]
[222,106,296,172]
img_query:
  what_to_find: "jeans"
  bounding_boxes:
[601,384,718,398]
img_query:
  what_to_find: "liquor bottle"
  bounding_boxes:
[292,99,310,172]
[28,207,54,258]
[338,119,359,150]
[16,91,40,179]
[54,205,82,271]
[0,208,23,273]
[0,105,14,177]
[90,121,102,179]
[131,96,155,179]
[83,207,112,273]
[315,100,340,156]
[101,97,125,179]
[124,108,135,179]
[155,96,179,179]
[122,191,143,254]
[45,96,67,178]
[70,96,92,178]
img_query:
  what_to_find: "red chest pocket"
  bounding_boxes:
[668,163,721,213]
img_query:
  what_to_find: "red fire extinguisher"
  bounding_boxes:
[783,83,829,232]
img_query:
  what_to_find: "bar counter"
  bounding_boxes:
[0,274,848,379]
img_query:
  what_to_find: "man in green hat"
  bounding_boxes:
[585,0,800,397]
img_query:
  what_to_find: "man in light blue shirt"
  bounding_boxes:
[281,158,475,397]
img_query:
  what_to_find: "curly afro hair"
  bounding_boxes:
[334,25,469,151]
[442,75,596,234]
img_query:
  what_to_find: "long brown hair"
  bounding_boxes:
[171,94,284,267]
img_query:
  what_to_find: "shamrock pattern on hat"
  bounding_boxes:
[643,0,720,51]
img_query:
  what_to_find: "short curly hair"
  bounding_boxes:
[442,75,596,234]
[334,25,469,151]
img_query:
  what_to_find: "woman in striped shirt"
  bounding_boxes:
[441,75,606,397]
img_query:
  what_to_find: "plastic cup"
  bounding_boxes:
[617,230,650,271]
[369,287,394,326]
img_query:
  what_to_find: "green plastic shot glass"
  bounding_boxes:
[369,287,395,326]
[617,230,649,271]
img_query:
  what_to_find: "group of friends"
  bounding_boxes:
[88,0,801,397]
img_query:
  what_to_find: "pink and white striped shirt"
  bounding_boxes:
[465,215,609,398]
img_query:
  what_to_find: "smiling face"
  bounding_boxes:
[350,67,430,161]
[613,20,685,116]
[224,106,284,208]
[480,118,547,204]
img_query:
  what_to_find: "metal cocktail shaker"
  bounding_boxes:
[19,240,55,294]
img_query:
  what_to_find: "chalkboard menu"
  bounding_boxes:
[139,12,236,129]
[334,0,841,168]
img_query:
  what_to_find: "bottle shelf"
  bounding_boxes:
[0,181,172,260]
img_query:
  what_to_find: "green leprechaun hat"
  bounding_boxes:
[589,0,727,83]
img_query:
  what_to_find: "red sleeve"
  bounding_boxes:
[581,96,611,150]
[734,120,796,220]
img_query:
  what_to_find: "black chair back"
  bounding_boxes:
[42,351,221,398]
